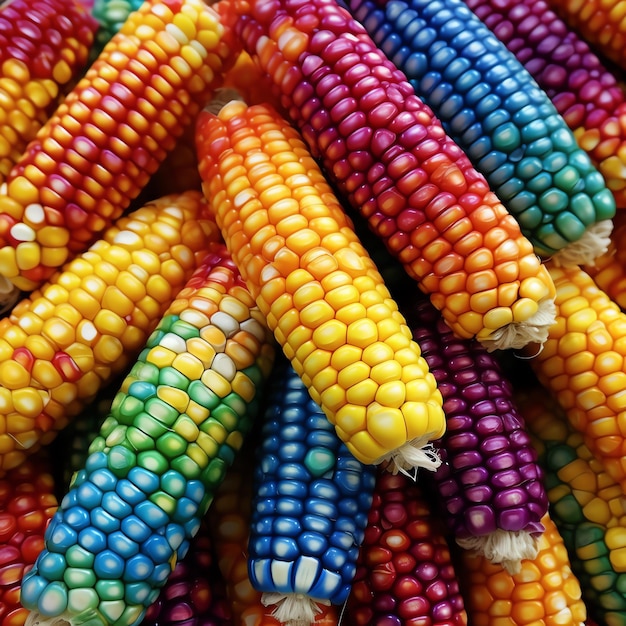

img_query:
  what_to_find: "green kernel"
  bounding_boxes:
[145,397,179,426]
[158,366,190,390]
[67,588,99,614]
[156,431,188,458]
[188,380,221,409]
[304,446,336,477]
[150,491,177,516]
[107,445,136,477]
[160,469,186,498]
[63,567,97,589]
[137,450,169,475]
[170,319,201,340]
[126,426,156,452]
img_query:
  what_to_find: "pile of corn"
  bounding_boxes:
[0,0,625,624]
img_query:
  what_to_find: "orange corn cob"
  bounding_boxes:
[584,211,626,312]
[0,0,97,184]
[460,512,587,625]
[0,0,235,293]
[525,261,626,497]
[0,190,219,475]
[196,98,445,472]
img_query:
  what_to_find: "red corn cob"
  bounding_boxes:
[465,0,626,209]
[0,0,237,292]
[346,470,468,625]
[227,0,558,353]
[405,295,548,574]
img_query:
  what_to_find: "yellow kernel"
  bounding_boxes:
[511,297,538,322]
[312,319,347,352]
[157,386,190,413]
[42,318,75,349]
[320,383,346,413]
[375,381,406,409]
[94,310,126,338]
[93,336,123,364]
[0,361,30,389]
[15,242,41,271]
[11,388,45,418]
[366,404,408,451]
[482,306,514,331]
[334,404,366,435]
[370,360,402,386]
[201,369,231,398]
[300,300,335,329]
[345,378,377,406]
[346,318,378,348]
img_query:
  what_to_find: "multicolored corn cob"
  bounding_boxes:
[465,0,626,209]
[525,261,626,497]
[545,0,626,71]
[248,357,376,625]
[516,382,626,626]
[0,190,219,475]
[405,295,547,573]
[229,0,558,352]
[0,0,236,292]
[346,471,468,625]
[584,210,626,311]
[20,243,275,626]
[0,455,58,626]
[0,0,97,184]
[343,0,616,266]
[140,518,231,626]
[459,512,587,625]
[196,97,446,473]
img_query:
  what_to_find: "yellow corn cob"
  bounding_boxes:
[584,211,626,312]
[526,261,626,497]
[460,512,587,625]
[196,98,445,472]
[0,0,235,293]
[0,0,97,184]
[0,190,219,475]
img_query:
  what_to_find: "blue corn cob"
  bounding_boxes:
[20,243,275,626]
[342,0,616,265]
[248,357,377,626]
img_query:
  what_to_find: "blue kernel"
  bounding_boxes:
[49,523,77,551]
[85,451,108,472]
[338,499,358,516]
[280,417,306,437]
[249,558,273,589]
[381,32,403,59]
[429,81,455,112]
[64,506,91,531]
[411,25,437,50]
[429,45,457,72]
[271,537,300,560]
[160,470,186,499]
[321,546,348,571]
[123,554,154,582]
[38,552,67,581]
[149,562,173,586]
[482,108,510,134]
[124,582,152,606]
[516,156,543,180]
[513,102,540,126]
[273,516,301,537]
[400,51,428,80]
[280,441,307,461]
[254,517,273,535]
[142,535,173,564]
[256,497,276,514]
[261,454,280,475]
[94,550,125,579]
[165,523,186,551]
[101,492,132,519]
[298,531,328,556]
[303,514,332,535]
[568,149,594,172]
[90,507,121,533]
[310,480,340,501]
[455,68,481,92]
[135,501,169,529]
[128,467,159,494]
[276,479,306,498]
[439,16,465,40]
[331,582,352,606]
[489,163,516,187]
[21,571,48,605]
[474,93,501,118]
[515,204,543,229]
[307,567,341,600]
[251,535,272,558]
[306,430,336,449]
[477,151,506,176]
[184,479,205,504]
[526,172,553,193]
[108,531,139,559]
[334,470,361,494]
[89,468,118,493]
[78,527,106,553]
[437,93,465,120]
[121,515,151,543]
[183,517,200,539]
[460,121,484,145]
[173,496,199,523]
[76,482,103,509]
[495,76,523,98]
[330,530,353,550]
[258,481,277,497]
[417,70,442,96]
[304,497,337,519]
[467,135,492,161]
[276,497,303,516]
[277,463,309,481]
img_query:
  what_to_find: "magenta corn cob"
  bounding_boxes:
[465,0,626,209]
[229,0,558,352]
[405,295,547,573]
[0,0,97,184]
[346,470,468,625]
[0,0,236,293]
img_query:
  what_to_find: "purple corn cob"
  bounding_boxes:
[465,0,626,208]
[405,295,548,574]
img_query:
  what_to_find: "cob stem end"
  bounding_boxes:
[479,296,557,353]
[549,219,614,268]
[0,274,20,315]
[262,592,329,626]
[457,529,540,575]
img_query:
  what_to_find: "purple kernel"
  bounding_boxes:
[491,469,522,488]
[475,415,504,435]
[494,487,528,509]
[447,431,479,451]
[497,507,532,532]
[465,505,496,534]
[481,435,510,455]
[452,451,482,469]
[460,466,489,486]
[465,484,492,503]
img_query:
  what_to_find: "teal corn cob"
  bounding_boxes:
[343,0,616,266]
[90,0,144,58]
[20,243,275,626]
[248,357,376,625]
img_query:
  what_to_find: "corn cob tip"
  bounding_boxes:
[204,87,246,115]
[25,611,88,626]
[0,274,20,315]
[457,529,541,576]
[378,436,441,477]
[549,219,614,268]
[262,593,330,626]
[478,296,557,353]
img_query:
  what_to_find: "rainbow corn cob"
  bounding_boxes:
[545,0,626,71]
[20,243,275,626]
[0,456,58,626]
[0,0,97,184]
[516,382,626,625]
[0,190,219,475]
[230,0,558,352]
[343,0,616,266]
[459,512,587,625]
[405,295,547,573]
[465,0,626,209]
[0,0,236,293]
[525,261,626,497]
[196,97,445,473]
[346,471,468,625]
[248,357,376,625]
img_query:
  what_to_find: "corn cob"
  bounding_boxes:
[90,0,145,57]
[405,295,547,573]
[525,261,626,497]
[459,512,587,625]
[196,97,445,473]
[584,210,626,312]
[20,243,275,626]
[248,356,377,625]
[229,0,558,352]
[545,0,626,72]
[0,455,58,626]
[343,0,616,267]
[0,0,236,293]
[346,470,468,625]
[140,518,231,626]
[0,190,219,475]
[465,0,626,209]
[0,0,97,185]
[516,382,626,626]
